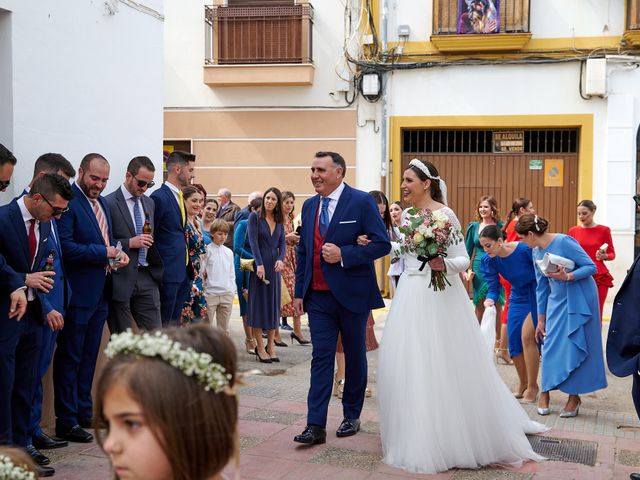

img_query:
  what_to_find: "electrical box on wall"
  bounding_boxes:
[584,58,607,97]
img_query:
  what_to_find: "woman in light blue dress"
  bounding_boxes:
[516,213,607,418]
[480,225,540,404]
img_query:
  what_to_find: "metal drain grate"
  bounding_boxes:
[527,435,597,466]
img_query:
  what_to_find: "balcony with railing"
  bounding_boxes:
[431,0,532,52]
[204,2,314,87]
[624,0,640,46]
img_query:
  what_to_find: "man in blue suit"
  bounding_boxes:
[0,173,72,477]
[151,150,194,326]
[54,153,129,444]
[21,154,76,466]
[607,178,640,480]
[293,151,390,445]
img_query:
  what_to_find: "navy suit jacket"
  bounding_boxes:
[150,184,187,285]
[106,188,163,302]
[0,200,52,323]
[57,183,114,309]
[294,184,391,314]
[607,254,640,377]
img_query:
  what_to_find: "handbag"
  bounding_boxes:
[238,223,255,272]
[281,276,292,306]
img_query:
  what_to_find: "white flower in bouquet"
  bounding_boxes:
[413,232,425,244]
[432,210,449,229]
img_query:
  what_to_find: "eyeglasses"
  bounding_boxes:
[133,175,155,189]
[0,179,10,191]
[634,194,640,208]
[41,195,69,215]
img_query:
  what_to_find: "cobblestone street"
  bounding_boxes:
[45,302,640,479]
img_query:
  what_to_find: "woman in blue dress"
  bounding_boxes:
[234,197,262,354]
[516,213,607,417]
[247,187,286,363]
[480,225,540,404]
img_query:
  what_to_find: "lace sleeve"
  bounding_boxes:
[441,207,470,275]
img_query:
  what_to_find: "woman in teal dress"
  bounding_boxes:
[516,213,607,418]
[465,197,507,359]
[181,186,208,325]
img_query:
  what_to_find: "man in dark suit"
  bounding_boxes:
[293,151,390,445]
[216,188,241,248]
[607,178,640,480]
[22,154,76,466]
[106,156,163,333]
[54,153,129,444]
[0,173,72,477]
[151,150,194,326]
[234,190,263,225]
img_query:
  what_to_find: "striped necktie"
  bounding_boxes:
[133,197,147,266]
[91,199,110,247]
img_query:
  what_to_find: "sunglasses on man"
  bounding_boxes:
[41,195,69,215]
[133,175,155,189]
[0,179,10,191]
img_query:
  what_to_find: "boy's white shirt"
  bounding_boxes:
[204,242,236,295]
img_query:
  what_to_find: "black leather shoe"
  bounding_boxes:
[629,473,640,480]
[26,445,50,466]
[36,465,55,477]
[293,425,326,445]
[55,425,94,443]
[33,431,69,449]
[79,417,94,429]
[336,418,361,438]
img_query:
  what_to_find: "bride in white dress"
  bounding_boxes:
[377,159,547,474]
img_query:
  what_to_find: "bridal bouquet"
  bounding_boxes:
[396,207,463,291]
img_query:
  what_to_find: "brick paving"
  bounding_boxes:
[41,303,640,479]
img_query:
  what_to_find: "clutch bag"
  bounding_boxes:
[536,252,575,275]
[240,258,255,272]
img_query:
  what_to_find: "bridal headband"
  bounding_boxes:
[409,159,448,206]
[106,330,234,394]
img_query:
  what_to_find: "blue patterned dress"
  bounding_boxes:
[533,234,607,394]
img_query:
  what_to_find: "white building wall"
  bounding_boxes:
[0,0,164,201]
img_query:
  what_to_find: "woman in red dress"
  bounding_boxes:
[568,200,615,321]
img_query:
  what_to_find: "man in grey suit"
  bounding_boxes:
[105,156,163,333]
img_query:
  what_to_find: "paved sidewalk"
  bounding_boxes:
[43,303,640,479]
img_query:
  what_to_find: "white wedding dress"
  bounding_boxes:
[377,207,547,474]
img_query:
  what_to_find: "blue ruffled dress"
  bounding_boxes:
[533,234,607,394]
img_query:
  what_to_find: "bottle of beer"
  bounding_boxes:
[143,213,152,235]
[43,250,55,272]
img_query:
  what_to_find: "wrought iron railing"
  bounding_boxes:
[205,4,313,65]
[433,0,530,35]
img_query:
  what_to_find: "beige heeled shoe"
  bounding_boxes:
[245,338,257,354]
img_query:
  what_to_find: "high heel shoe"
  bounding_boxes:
[265,345,280,363]
[333,374,344,399]
[495,348,514,365]
[254,347,272,364]
[274,339,288,347]
[559,398,581,418]
[291,332,311,345]
[537,406,551,416]
[245,338,256,354]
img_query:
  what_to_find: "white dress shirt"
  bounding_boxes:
[120,184,144,229]
[165,180,182,208]
[203,243,236,295]
[17,196,40,300]
[318,181,346,223]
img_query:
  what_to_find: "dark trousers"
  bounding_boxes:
[0,310,42,446]
[28,324,59,444]
[633,373,640,420]
[53,301,108,431]
[108,269,161,333]
[305,290,368,427]
[159,277,190,327]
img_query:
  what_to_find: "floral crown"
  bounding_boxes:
[0,455,36,480]
[105,330,233,394]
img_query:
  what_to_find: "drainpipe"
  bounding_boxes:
[380,0,389,193]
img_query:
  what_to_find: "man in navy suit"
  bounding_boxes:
[54,153,129,444]
[607,177,640,480]
[0,173,72,477]
[17,154,76,468]
[151,150,194,326]
[106,156,163,332]
[293,151,390,445]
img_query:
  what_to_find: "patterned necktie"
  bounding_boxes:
[91,199,110,247]
[319,197,331,237]
[133,197,147,266]
[28,219,37,267]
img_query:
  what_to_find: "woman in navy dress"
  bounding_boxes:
[516,214,607,417]
[480,225,540,404]
[247,187,286,363]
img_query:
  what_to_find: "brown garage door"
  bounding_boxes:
[401,129,579,234]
